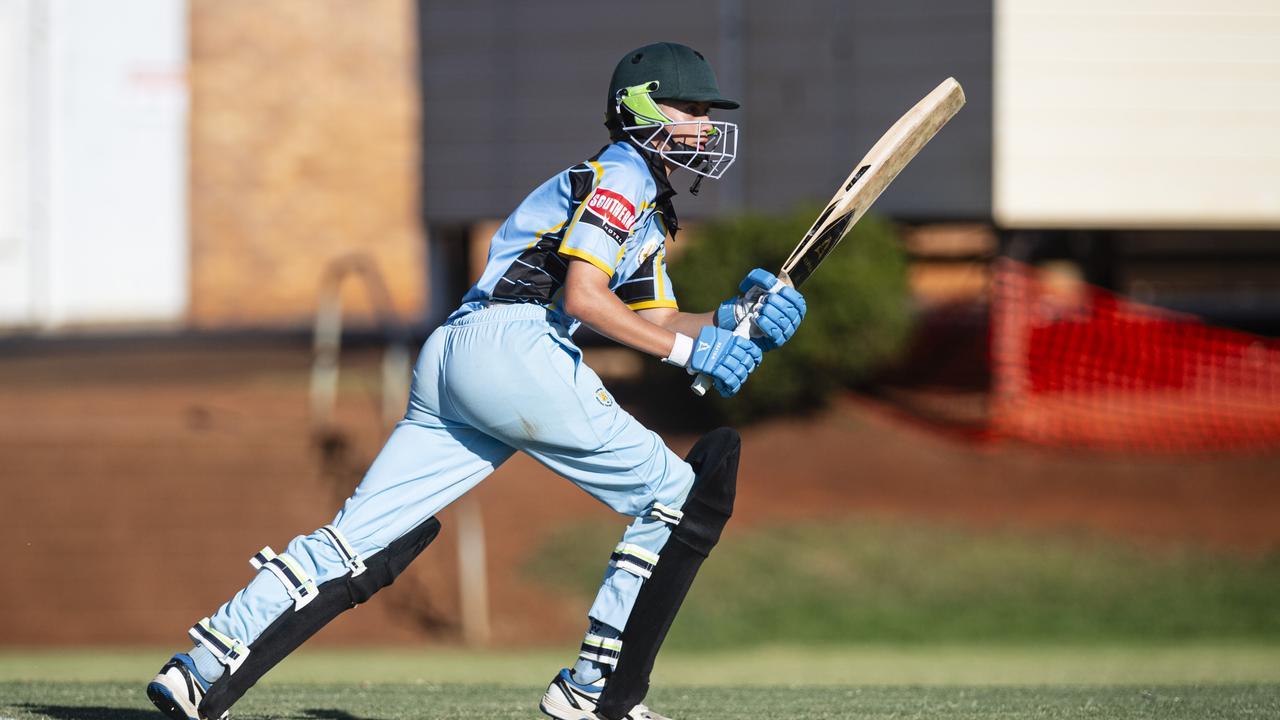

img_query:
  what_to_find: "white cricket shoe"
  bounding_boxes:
[146,653,228,720]
[539,668,672,720]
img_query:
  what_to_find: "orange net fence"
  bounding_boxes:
[989,258,1280,452]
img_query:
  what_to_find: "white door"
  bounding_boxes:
[0,0,188,332]
[0,0,35,326]
[45,0,189,328]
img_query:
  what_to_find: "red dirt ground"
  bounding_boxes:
[2,342,1277,648]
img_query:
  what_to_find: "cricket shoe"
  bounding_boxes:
[539,668,671,720]
[146,653,227,720]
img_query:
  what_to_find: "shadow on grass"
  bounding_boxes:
[14,705,383,720]
[17,706,157,720]
[303,710,386,720]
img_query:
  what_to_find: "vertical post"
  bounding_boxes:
[380,340,410,426]
[311,289,342,429]
[990,235,1033,439]
[455,496,491,646]
[717,0,745,212]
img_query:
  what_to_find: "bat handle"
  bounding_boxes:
[690,278,786,396]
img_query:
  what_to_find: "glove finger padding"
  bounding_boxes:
[693,332,761,398]
[739,267,780,294]
[753,307,788,348]
[753,288,806,350]
[719,268,778,332]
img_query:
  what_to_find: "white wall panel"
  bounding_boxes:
[0,0,35,325]
[44,0,188,326]
[0,0,187,330]
[995,0,1280,228]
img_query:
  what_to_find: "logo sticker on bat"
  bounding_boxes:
[845,164,870,191]
[789,207,857,288]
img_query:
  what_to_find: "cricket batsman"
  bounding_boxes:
[147,41,806,720]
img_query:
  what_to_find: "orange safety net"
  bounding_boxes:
[990,258,1280,452]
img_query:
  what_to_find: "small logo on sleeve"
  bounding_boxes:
[594,387,614,407]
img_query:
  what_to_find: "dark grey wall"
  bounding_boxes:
[418,0,991,223]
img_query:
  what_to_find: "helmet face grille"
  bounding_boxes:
[623,119,739,180]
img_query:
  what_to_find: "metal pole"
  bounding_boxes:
[455,497,491,645]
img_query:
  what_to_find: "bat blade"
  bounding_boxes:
[690,77,965,397]
[780,77,966,289]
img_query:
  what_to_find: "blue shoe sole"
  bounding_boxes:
[147,681,194,720]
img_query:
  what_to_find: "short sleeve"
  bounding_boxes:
[614,245,679,311]
[558,160,647,277]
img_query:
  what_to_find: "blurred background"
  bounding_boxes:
[1,0,1278,683]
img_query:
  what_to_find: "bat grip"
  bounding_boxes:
[690,278,786,396]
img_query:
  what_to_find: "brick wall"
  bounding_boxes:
[189,0,425,328]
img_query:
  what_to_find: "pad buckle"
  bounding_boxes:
[649,502,683,526]
[188,618,250,674]
[579,633,623,667]
[318,524,367,577]
[250,547,318,610]
[609,543,659,580]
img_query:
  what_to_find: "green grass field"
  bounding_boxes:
[2,646,1279,719]
[6,519,1276,718]
[2,681,1278,720]
[530,520,1280,647]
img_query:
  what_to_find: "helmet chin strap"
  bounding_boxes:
[658,134,711,195]
[640,128,708,195]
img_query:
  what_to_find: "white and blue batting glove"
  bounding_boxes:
[716,268,808,351]
[667,326,763,397]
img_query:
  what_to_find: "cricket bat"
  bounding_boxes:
[692,77,966,396]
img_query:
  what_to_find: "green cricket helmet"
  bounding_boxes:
[605,42,739,182]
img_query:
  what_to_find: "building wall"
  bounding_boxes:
[189,0,425,328]
[417,0,993,224]
[0,0,188,330]
[739,0,992,219]
[995,0,1280,229]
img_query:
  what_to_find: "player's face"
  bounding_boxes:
[655,100,713,150]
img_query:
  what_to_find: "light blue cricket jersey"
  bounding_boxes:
[456,141,679,335]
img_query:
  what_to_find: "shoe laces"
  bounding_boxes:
[632,704,664,720]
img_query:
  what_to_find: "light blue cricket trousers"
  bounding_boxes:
[206,303,696,651]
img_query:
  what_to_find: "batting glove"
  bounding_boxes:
[716,268,807,351]
[672,325,763,397]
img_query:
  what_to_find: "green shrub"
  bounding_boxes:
[664,206,912,423]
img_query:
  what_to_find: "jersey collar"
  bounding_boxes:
[620,140,680,240]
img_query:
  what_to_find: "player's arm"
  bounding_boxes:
[562,259,762,396]
[633,306,714,338]
[563,258,679,358]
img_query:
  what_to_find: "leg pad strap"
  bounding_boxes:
[609,543,659,579]
[579,633,623,667]
[188,618,250,675]
[596,428,740,720]
[250,547,319,610]
[199,516,441,719]
[318,524,367,577]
